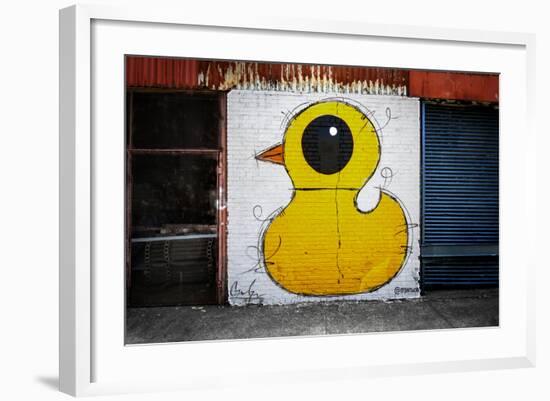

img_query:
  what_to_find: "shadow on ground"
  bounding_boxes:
[126,288,498,344]
[35,376,58,391]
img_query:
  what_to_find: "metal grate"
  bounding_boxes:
[421,103,499,288]
[129,237,217,306]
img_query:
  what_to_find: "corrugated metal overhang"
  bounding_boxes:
[125,56,409,94]
[126,56,500,103]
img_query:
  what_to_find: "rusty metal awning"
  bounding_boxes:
[126,56,499,103]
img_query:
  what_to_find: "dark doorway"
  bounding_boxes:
[126,89,227,306]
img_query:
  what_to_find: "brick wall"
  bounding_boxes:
[227,91,420,305]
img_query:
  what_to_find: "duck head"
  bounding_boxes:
[256,101,381,189]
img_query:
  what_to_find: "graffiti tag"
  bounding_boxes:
[394,286,420,296]
[230,279,264,304]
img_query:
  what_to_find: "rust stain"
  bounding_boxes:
[127,57,409,96]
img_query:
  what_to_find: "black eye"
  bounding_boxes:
[301,115,354,175]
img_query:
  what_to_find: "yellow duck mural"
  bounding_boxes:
[256,101,408,296]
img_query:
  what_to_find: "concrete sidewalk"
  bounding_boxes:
[125,288,498,344]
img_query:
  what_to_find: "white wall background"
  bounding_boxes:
[1,0,549,400]
[227,91,420,305]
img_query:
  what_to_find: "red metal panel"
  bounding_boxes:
[126,56,199,88]
[409,71,499,102]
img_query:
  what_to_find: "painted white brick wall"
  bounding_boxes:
[227,91,420,305]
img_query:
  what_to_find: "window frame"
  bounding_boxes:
[124,87,228,304]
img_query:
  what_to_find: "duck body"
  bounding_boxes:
[257,100,409,296]
[264,189,407,295]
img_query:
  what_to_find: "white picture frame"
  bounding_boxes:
[59,3,536,397]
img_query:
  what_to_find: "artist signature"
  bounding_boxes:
[394,286,420,296]
[230,279,264,304]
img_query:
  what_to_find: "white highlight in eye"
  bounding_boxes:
[329,126,338,136]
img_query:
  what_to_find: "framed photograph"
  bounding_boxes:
[59,4,536,397]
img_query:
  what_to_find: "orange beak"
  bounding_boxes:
[256,143,284,165]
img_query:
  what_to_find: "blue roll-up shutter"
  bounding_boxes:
[421,103,499,288]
